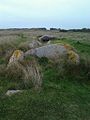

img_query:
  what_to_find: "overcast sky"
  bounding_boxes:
[0,0,90,29]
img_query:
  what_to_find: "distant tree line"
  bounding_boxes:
[68,28,90,32]
[50,28,90,32]
[0,28,90,32]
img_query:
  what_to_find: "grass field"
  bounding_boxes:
[0,29,90,120]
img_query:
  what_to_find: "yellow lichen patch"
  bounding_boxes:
[13,50,23,58]
[9,50,24,64]
[64,44,74,51]
[67,50,80,64]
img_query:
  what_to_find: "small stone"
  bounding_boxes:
[29,40,42,49]
[6,90,22,96]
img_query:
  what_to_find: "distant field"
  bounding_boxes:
[0,29,90,59]
[0,29,90,44]
[0,29,90,120]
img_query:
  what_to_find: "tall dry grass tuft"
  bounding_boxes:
[6,56,42,90]
[21,57,42,89]
[6,62,25,88]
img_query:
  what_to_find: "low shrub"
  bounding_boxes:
[18,42,30,52]
[63,58,90,82]
[38,57,49,66]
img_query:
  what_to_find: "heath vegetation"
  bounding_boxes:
[0,29,90,120]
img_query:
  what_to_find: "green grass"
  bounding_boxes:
[0,75,90,120]
[0,31,90,120]
[0,58,90,120]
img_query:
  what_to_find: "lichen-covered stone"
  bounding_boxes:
[25,44,80,65]
[9,50,24,64]
[25,44,67,59]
